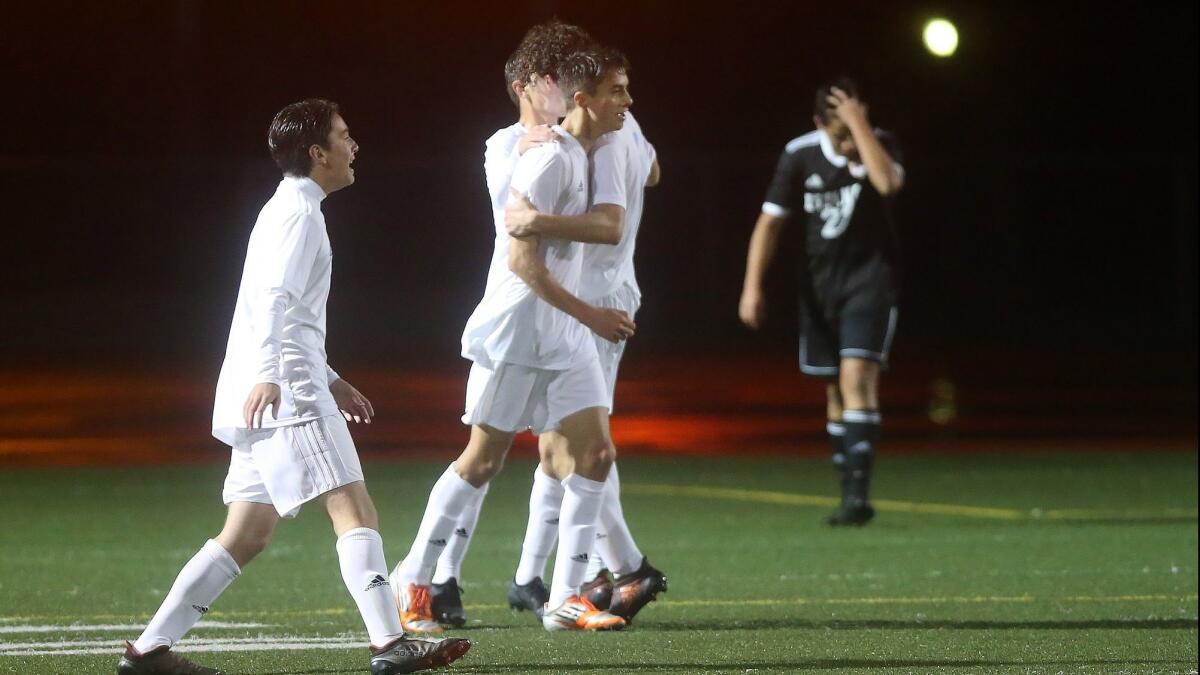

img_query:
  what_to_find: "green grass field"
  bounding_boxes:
[2,452,1196,674]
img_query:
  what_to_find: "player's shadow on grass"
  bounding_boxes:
[643,617,1199,631]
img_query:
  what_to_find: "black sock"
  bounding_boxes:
[842,410,881,507]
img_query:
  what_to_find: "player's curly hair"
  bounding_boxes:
[503,19,598,106]
[555,47,629,111]
[267,98,340,176]
[815,77,860,124]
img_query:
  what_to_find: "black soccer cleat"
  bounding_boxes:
[608,557,668,623]
[430,577,467,627]
[506,576,550,617]
[116,641,223,675]
[581,568,614,610]
[370,635,471,675]
[825,502,876,526]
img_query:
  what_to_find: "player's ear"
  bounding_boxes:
[812,115,823,129]
[511,79,526,100]
[573,89,587,110]
[308,143,326,167]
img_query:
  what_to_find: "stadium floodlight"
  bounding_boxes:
[923,18,959,57]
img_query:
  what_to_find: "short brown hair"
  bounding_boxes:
[267,99,340,176]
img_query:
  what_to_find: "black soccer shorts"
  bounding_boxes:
[798,293,898,378]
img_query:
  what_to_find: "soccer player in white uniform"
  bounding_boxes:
[391,50,637,633]
[503,108,668,623]
[421,20,599,629]
[117,100,470,675]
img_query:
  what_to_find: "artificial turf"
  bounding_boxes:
[1,451,1196,674]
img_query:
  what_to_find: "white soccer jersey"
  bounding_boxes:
[483,122,527,220]
[461,126,595,371]
[212,176,340,445]
[580,111,656,303]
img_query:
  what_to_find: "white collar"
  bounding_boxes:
[284,175,327,203]
[817,128,867,177]
[817,129,847,167]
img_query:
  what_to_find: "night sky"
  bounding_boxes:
[3,1,1197,379]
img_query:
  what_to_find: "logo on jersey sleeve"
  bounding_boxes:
[803,183,862,239]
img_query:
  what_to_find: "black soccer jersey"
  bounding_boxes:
[762,128,903,304]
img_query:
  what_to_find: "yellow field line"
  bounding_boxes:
[8,594,1196,624]
[621,483,1198,522]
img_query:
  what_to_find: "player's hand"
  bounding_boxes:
[505,188,540,238]
[243,383,281,429]
[739,288,766,330]
[517,124,559,155]
[331,378,374,424]
[585,307,636,343]
[827,87,869,127]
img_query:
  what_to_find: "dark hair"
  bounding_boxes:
[555,48,629,110]
[504,19,597,106]
[814,77,859,124]
[268,98,340,176]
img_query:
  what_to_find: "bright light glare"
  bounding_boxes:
[923,18,959,57]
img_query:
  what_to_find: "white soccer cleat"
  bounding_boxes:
[541,595,626,632]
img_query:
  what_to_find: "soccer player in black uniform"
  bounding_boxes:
[739,77,904,526]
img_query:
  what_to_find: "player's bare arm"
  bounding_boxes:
[330,377,375,424]
[507,234,635,343]
[827,87,904,195]
[738,212,788,330]
[505,187,625,244]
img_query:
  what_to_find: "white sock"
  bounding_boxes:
[394,464,482,587]
[133,540,240,653]
[549,473,606,608]
[594,462,643,575]
[514,466,564,585]
[433,483,489,585]
[585,528,608,579]
[336,528,404,647]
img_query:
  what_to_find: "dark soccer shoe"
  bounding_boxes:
[608,557,668,623]
[116,641,223,675]
[370,635,471,675]
[506,576,550,617]
[430,577,467,627]
[825,502,876,526]
[581,569,614,610]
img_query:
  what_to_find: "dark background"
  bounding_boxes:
[2,1,1196,393]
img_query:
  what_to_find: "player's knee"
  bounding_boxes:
[223,529,272,564]
[574,440,615,479]
[459,454,505,484]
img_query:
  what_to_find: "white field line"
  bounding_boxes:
[0,621,269,634]
[5,593,1196,625]
[1,635,361,657]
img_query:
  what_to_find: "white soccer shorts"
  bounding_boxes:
[462,355,608,435]
[222,414,364,518]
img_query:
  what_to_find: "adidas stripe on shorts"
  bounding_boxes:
[222,414,364,518]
